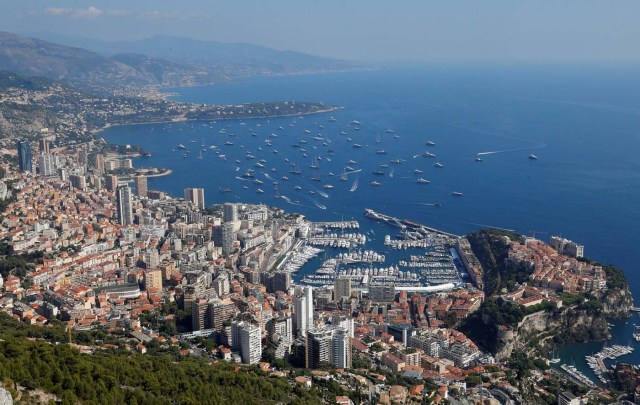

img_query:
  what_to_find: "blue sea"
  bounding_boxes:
[101,66,640,375]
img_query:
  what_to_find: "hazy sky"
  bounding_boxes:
[2,1,639,63]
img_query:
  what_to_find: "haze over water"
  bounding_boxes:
[102,67,640,373]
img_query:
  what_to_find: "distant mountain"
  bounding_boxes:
[0,31,361,95]
[29,32,359,74]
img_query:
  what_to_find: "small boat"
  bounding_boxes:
[281,176,289,181]
[373,170,385,175]
[426,140,436,146]
[416,178,430,184]
[253,179,264,185]
[386,129,396,134]
[370,181,381,186]
[256,189,264,193]
[451,191,463,196]
[413,169,423,174]
[219,188,231,193]
[348,160,357,164]
[294,186,302,190]
[177,144,186,149]
[422,151,436,158]
[329,117,337,122]
[323,184,334,189]
[224,141,233,145]
[475,156,483,162]
[351,120,361,126]
[529,154,539,160]
[434,162,444,168]
[376,149,387,155]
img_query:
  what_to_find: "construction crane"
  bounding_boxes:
[530,230,547,239]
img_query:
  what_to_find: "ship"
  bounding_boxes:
[416,178,431,184]
[434,162,444,168]
[529,154,539,160]
[451,191,463,196]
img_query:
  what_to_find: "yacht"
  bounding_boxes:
[281,176,289,181]
[294,186,302,190]
[422,151,436,158]
[386,129,396,134]
[413,169,423,174]
[256,189,264,194]
[348,160,357,164]
[426,140,436,146]
[351,120,361,126]
[253,179,264,185]
[224,141,233,145]
[434,162,444,168]
[177,144,186,149]
[370,181,381,186]
[416,178,431,184]
[323,184,334,189]
[340,131,347,135]
[451,191,463,196]
[529,154,539,160]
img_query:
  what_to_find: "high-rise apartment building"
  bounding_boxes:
[17,140,32,172]
[334,276,352,302]
[223,202,238,222]
[116,185,134,225]
[134,175,148,198]
[38,154,56,177]
[294,286,314,338]
[184,188,205,209]
[106,175,119,192]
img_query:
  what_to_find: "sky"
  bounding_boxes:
[1,1,639,63]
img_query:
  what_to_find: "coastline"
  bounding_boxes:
[91,106,343,137]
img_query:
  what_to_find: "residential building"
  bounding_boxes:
[17,140,32,173]
[184,187,205,210]
[116,185,134,226]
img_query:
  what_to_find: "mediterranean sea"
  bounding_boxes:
[101,66,640,377]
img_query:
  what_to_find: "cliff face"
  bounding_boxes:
[489,308,609,361]
[602,287,634,318]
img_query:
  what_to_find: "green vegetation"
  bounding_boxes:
[466,229,530,295]
[0,249,44,278]
[0,314,328,405]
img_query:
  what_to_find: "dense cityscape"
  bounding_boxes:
[0,130,635,404]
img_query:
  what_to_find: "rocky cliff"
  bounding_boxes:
[602,286,634,319]
[489,307,609,361]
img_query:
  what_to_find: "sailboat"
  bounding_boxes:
[339,169,349,182]
[549,349,561,364]
[310,156,320,169]
[375,132,381,144]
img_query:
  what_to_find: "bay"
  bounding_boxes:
[101,66,640,377]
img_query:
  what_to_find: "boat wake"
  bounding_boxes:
[476,145,545,156]
[389,169,395,178]
[235,167,240,172]
[312,200,327,210]
[264,173,273,180]
[350,177,358,192]
[235,176,251,181]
